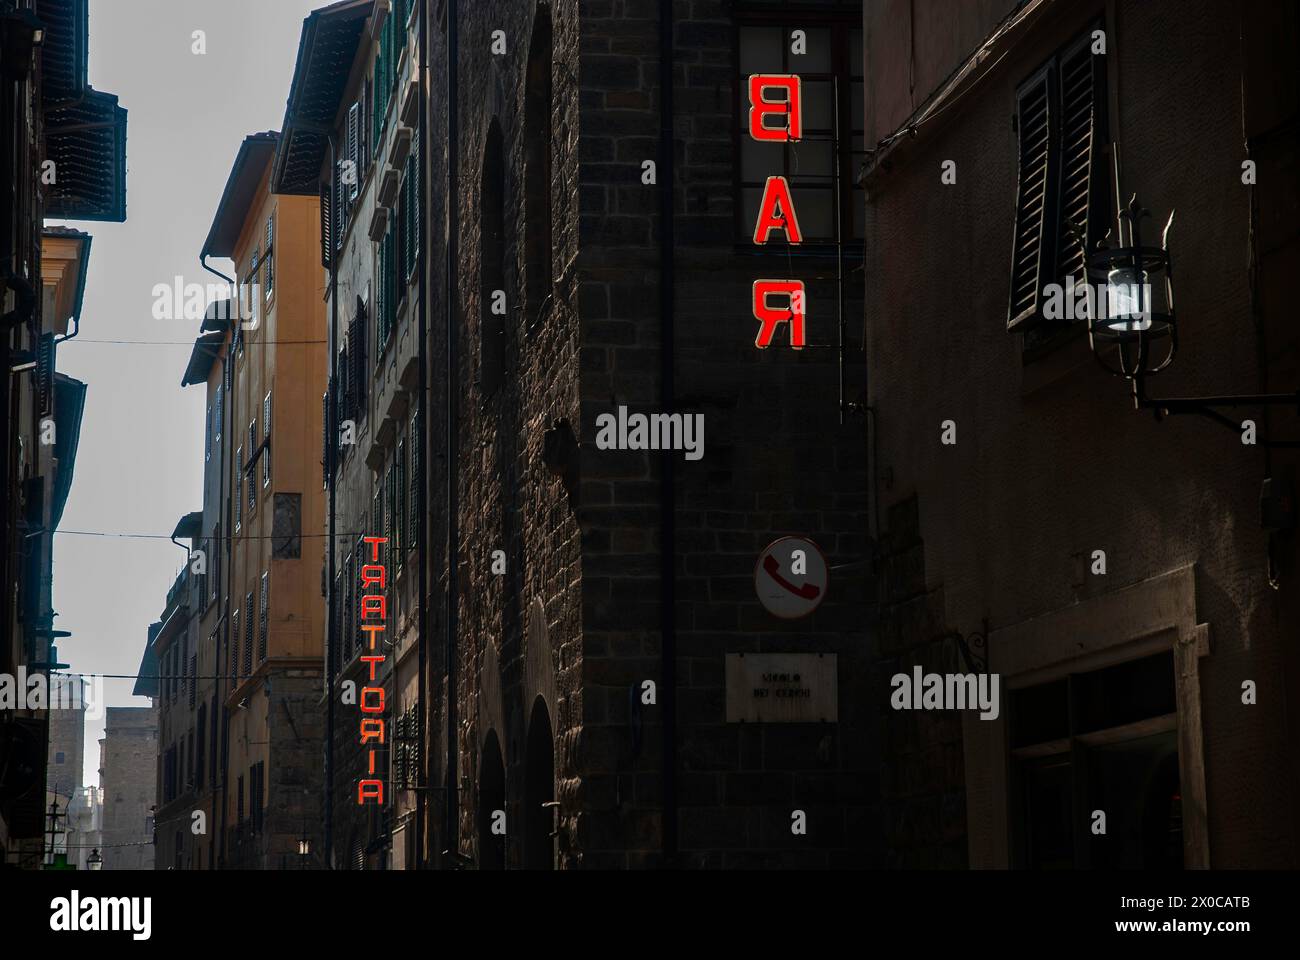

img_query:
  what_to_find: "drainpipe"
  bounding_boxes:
[415,0,428,869]
[199,253,234,868]
[445,0,460,864]
[658,0,678,865]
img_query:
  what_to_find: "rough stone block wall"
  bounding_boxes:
[441,0,584,868]
[100,707,158,871]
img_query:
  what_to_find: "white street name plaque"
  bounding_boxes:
[725,653,838,723]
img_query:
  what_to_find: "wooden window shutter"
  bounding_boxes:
[1054,35,1105,287]
[37,334,54,417]
[320,180,333,269]
[377,236,388,345]
[264,216,274,298]
[412,132,421,272]
[353,538,364,655]
[231,608,240,677]
[243,592,254,674]
[342,553,352,662]
[338,344,351,427]
[321,389,331,484]
[258,572,268,662]
[235,446,243,530]
[397,438,406,560]
[409,412,419,544]
[1006,64,1056,331]
[347,102,360,203]
[350,297,367,409]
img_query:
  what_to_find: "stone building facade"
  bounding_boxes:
[190,132,329,870]
[99,706,156,870]
[46,676,86,804]
[861,0,1300,867]
[1,0,123,869]
[275,0,429,870]
[271,0,876,869]
[437,0,875,868]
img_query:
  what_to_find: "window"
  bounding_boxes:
[396,437,406,570]
[348,297,369,417]
[384,467,395,552]
[262,391,272,488]
[343,552,354,663]
[205,405,213,462]
[480,119,506,396]
[55,751,65,764]
[1010,651,1182,869]
[242,249,259,344]
[397,128,422,288]
[258,572,268,662]
[408,411,419,545]
[236,774,245,825]
[377,228,398,352]
[230,608,240,678]
[348,102,360,206]
[250,761,265,833]
[1007,26,1109,337]
[188,654,196,708]
[322,388,332,488]
[195,540,208,608]
[736,19,865,242]
[243,593,254,675]
[211,526,221,605]
[196,704,206,790]
[235,446,244,533]
[352,536,364,660]
[247,420,258,514]
[264,216,275,301]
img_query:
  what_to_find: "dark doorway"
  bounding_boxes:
[477,730,506,870]
[523,696,554,870]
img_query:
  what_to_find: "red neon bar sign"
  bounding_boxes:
[357,535,388,805]
[747,74,805,349]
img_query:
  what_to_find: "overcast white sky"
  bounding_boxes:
[49,0,325,791]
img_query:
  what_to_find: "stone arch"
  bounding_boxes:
[523,695,555,870]
[524,595,557,731]
[477,729,507,870]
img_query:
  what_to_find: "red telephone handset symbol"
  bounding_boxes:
[763,554,821,600]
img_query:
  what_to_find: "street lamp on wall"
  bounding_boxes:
[1086,194,1177,378]
[1089,193,1300,448]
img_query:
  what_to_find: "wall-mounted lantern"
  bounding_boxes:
[1089,194,1299,447]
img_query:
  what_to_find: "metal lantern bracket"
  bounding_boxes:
[1131,378,1300,448]
[1089,194,1300,447]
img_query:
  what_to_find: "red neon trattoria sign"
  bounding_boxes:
[357,535,388,805]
